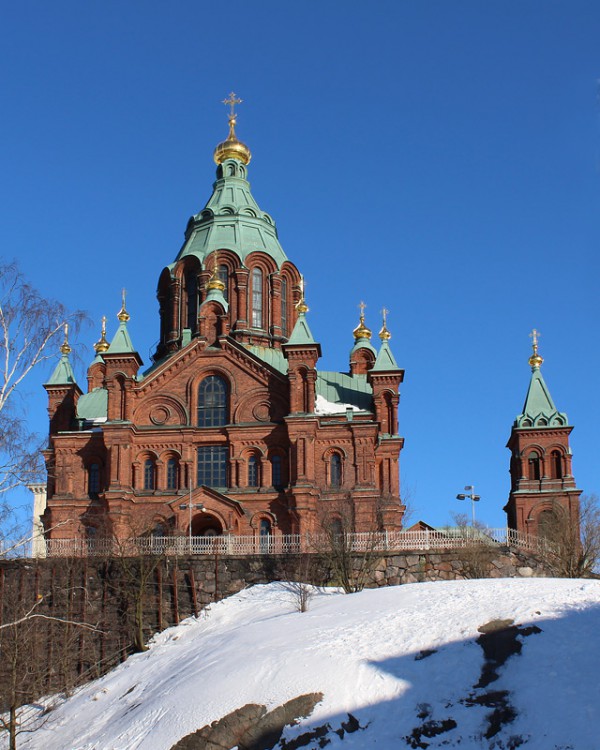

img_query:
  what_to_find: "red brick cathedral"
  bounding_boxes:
[41,100,406,544]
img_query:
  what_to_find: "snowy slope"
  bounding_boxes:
[8,578,600,750]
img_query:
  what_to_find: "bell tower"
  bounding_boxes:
[504,330,581,537]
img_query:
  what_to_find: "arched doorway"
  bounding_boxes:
[191,513,223,537]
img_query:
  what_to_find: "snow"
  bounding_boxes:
[7,578,600,750]
[314,393,360,415]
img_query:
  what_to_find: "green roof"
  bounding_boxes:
[176,158,288,269]
[351,338,377,356]
[77,388,108,421]
[245,345,289,374]
[286,312,317,346]
[316,372,373,412]
[108,321,137,354]
[372,341,400,371]
[515,367,569,428]
[45,353,77,386]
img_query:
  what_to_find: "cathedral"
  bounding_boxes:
[39,98,581,550]
[41,96,406,545]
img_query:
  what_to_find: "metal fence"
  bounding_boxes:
[24,527,546,559]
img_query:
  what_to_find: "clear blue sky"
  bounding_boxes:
[1,1,599,528]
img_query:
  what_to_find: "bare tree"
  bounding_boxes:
[449,512,494,579]
[313,497,383,594]
[538,494,600,578]
[0,260,86,547]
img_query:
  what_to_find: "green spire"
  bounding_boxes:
[107,291,138,354]
[287,311,317,346]
[175,95,288,269]
[372,309,400,371]
[515,331,569,428]
[46,325,77,386]
[372,340,399,371]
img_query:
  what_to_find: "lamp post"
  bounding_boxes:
[456,485,481,526]
[180,484,204,553]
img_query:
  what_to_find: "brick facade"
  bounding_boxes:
[41,119,406,545]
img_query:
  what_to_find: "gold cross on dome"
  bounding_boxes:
[529,328,541,352]
[359,301,366,317]
[381,307,389,326]
[223,92,242,118]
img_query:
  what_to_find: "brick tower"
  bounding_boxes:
[504,330,581,537]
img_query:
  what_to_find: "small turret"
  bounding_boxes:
[45,325,82,433]
[103,291,142,421]
[283,279,321,413]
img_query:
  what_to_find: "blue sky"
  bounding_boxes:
[1,1,599,528]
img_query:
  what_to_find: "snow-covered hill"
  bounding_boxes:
[8,579,600,750]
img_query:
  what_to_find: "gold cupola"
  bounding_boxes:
[353,301,372,341]
[528,328,544,370]
[60,323,71,355]
[379,307,392,341]
[117,289,130,323]
[94,315,109,354]
[213,92,252,166]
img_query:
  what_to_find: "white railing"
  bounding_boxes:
[41,527,545,558]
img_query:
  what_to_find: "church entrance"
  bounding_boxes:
[191,513,223,537]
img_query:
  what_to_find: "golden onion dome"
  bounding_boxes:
[213,115,252,166]
[379,307,392,341]
[354,316,372,339]
[94,316,110,354]
[60,323,71,355]
[528,328,543,370]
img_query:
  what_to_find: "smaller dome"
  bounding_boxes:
[213,116,251,166]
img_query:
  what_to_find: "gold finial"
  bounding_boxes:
[117,288,130,323]
[295,274,309,314]
[94,315,109,353]
[379,307,391,341]
[528,328,543,370]
[353,300,372,340]
[206,251,226,292]
[60,323,71,355]
[213,91,252,165]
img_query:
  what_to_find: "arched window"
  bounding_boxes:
[248,455,259,487]
[144,459,156,490]
[197,446,228,488]
[271,455,282,488]
[528,451,541,481]
[185,271,198,331]
[88,463,100,496]
[197,375,227,427]
[251,268,263,328]
[218,264,229,302]
[330,453,342,488]
[281,276,288,337]
[551,450,563,479]
[166,458,178,490]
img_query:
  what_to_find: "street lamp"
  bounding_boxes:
[456,485,481,525]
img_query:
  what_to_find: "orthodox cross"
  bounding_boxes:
[223,92,242,119]
[359,300,366,319]
[529,328,541,353]
[381,307,389,327]
[101,315,107,336]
